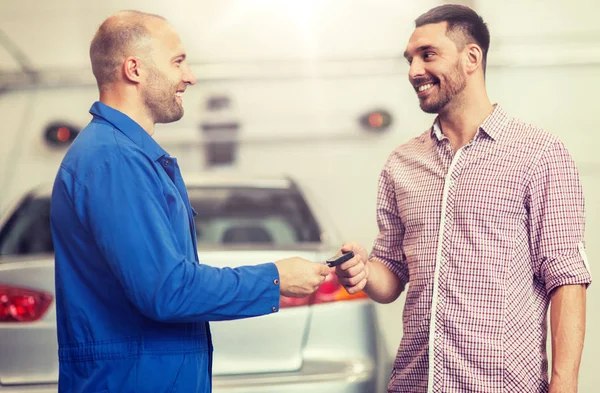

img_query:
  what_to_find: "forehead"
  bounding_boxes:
[404,22,455,56]
[150,21,185,54]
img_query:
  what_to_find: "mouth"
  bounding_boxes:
[175,90,184,103]
[414,82,437,98]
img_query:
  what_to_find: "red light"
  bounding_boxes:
[279,271,367,309]
[57,127,71,143]
[360,110,392,131]
[45,122,80,147]
[0,285,53,322]
[279,296,310,308]
[368,113,384,128]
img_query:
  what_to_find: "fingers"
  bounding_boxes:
[335,252,365,273]
[313,275,327,292]
[341,241,365,253]
[281,256,366,298]
[338,274,367,294]
[305,273,329,296]
[332,249,369,295]
[341,262,367,278]
[316,273,327,286]
[317,263,331,276]
[306,263,330,290]
[337,268,367,287]
[303,264,331,295]
[340,242,369,265]
[341,242,355,253]
[344,278,368,294]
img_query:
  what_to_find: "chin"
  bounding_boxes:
[157,108,185,124]
[420,102,442,114]
[419,95,450,114]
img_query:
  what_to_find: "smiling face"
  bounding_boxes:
[141,21,196,124]
[404,22,467,114]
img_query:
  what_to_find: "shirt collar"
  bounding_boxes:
[478,104,510,141]
[89,101,168,161]
[430,104,510,142]
[431,118,445,141]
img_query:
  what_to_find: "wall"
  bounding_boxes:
[0,0,599,391]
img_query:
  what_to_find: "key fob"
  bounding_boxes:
[326,251,355,267]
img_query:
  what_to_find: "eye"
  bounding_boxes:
[423,52,435,60]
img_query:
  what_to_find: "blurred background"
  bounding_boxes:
[0,0,598,392]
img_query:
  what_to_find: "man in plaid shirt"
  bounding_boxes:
[333,4,592,393]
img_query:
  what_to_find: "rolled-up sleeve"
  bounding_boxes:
[74,148,280,323]
[370,163,410,286]
[527,140,592,295]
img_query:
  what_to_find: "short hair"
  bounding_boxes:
[89,10,166,89]
[415,4,490,73]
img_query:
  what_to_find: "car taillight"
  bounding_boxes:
[279,272,367,309]
[0,285,53,322]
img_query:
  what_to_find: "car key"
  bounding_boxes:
[325,251,355,267]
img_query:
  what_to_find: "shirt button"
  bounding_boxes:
[272,306,277,312]
[273,279,279,285]
[434,331,441,339]
[164,160,170,166]
[449,179,455,187]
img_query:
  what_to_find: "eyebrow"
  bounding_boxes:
[403,45,437,60]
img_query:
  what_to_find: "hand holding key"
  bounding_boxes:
[333,242,370,294]
[274,257,330,298]
[326,251,355,267]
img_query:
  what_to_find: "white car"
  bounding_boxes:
[0,173,390,392]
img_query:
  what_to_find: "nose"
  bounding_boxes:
[183,64,196,86]
[408,58,425,82]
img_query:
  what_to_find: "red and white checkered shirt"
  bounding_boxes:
[371,105,592,393]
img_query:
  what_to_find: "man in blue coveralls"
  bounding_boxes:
[50,10,331,393]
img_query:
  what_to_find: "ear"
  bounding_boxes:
[464,44,483,75]
[122,56,142,84]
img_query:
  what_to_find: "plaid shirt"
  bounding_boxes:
[372,105,592,393]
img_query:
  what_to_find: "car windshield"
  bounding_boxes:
[189,186,322,246]
[0,186,322,257]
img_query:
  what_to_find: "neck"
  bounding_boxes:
[437,85,494,151]
[99,88,155,136]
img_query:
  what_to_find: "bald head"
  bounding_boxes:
[90,10,166,90]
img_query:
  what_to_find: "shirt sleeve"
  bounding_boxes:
[76,148,281,323]
[369,162,410,286]
[527,140,592,295]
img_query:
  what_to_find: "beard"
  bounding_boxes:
[418,61,467,114]
[143,67,184,124]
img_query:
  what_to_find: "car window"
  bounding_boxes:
[0,185,323,257]
[189,187,322,246]
[0,195,53,256]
